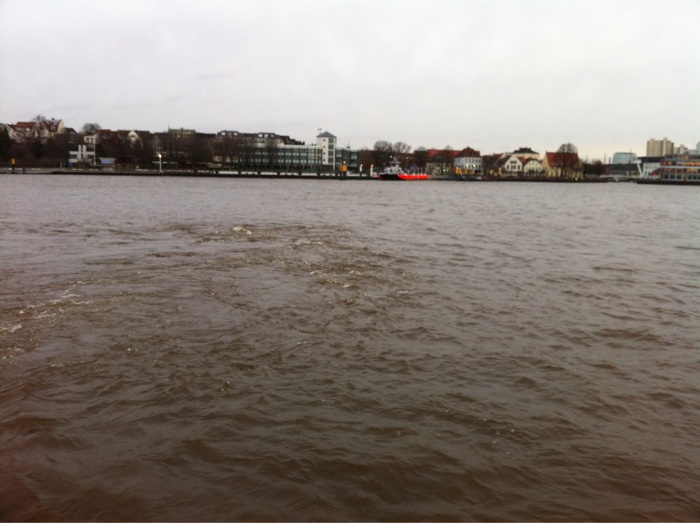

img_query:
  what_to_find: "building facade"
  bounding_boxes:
[646,137,674,156]
[454,147,482,175]
[316,131,336,168]
[542,151,583,178]
[210,130,358,172]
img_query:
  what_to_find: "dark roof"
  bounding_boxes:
[455,147,481,157]
[513,147,538,154]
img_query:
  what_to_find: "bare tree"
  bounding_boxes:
[557,143,578,154]
[30,114,47,148]
[413,147,428,169]
[392,142,411,154]
[130,132,154,167]
[373,140,393,168]
[0,126,14,162]
[81,123,102,135]
[237,135,256,171]
[215,134,239,168]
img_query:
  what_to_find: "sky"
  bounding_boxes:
[1,0,698,160]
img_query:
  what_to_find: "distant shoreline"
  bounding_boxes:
[4,168,372,180]
[3,168,617,182]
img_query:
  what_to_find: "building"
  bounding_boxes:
[333,143,361,172]
[7,118,66,143]
[609,152,639,178]
[211,130,358,172]
[316,131,336,168]
[611,152,637,165]
[9,122,37,142]
[40,119,66,142]
[500,154,524,176]
[511,147,539,159]
[646,137,674,156]
[488,149,543,177]
[454,147,482,175]
[638,156,662,178]
[68,144,96,166]
[522,158,543,176]
[542,151,583,179]
[425,149,459,176]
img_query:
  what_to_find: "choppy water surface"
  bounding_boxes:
[1,175,699,521]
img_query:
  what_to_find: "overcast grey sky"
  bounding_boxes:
[1,0,698,159]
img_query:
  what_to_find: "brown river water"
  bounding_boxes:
[1,175,699,521]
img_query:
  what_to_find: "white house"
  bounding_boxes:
[502,154,523,175]
[522,158,543,176]
[69,144,96,165]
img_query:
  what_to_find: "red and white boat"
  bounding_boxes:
[378,159,429,180]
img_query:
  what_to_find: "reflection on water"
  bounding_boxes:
[1,176,699,520]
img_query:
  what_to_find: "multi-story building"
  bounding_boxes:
[646,137,674,156]
[316,131,336,168]
[454,147,482,175]
[211,130,359,172]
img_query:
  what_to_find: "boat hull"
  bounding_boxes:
[636,179,700,186]
[378,173,430,180]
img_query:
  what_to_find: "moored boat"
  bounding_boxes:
[637,153,700,185]
[378,159,429,180]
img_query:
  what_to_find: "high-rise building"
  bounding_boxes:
[646,137,674,156]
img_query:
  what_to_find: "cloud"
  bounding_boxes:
[1,0,698,158]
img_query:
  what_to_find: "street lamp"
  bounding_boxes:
[157,152,162,173]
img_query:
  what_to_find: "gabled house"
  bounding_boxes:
[522,157,543,176]
[40,119,65,141]
[499,154,524,176]
[454,147,482,175]
[542,151,583,179]
[10,122,38,142]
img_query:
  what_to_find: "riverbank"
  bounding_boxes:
[4,168,609,182]
[45,168,372,180]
